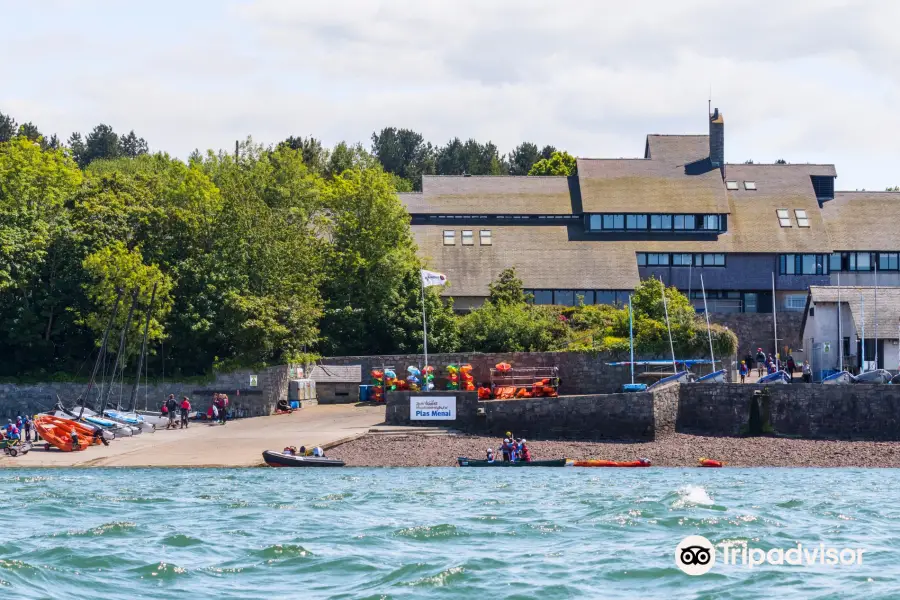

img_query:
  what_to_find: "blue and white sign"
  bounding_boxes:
[410,396,456,420]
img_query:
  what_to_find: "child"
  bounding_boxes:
[739,361,748,383]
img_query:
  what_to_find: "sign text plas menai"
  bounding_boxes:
[410,396,456,420]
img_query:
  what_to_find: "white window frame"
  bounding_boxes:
[461,230,474,245]
[443,230,455,245]
[795,209,809,227]
[777,209,791,228]
[725,180,739,190]
[479,229,492,245]
[744,181,757,190]
[784,294,807,311]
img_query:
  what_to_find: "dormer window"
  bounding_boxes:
[725,181,739,190]
[777,209,791,227]
[795,209,809,227]
[744,181,757,190]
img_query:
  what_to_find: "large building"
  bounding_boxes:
[401,109,900,316]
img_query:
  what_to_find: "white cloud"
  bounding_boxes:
[1,0,899,188]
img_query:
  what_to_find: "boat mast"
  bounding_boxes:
[659,277,677,374]
[79,288,125,419]
[629,294,635,385]
[700,274,715,373]
[861,292,866,373]
[837,273,842,373]
[874,261,879,369]
[100,289,139,415]
[771,272,779,370]
[129,282,157,412]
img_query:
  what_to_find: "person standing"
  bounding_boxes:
[180,396,191,429]
[22,416,32,442]
[219,394,228,425]
[739,361,748,383]
[802,360,812,383]
[755,348,766,377]
[165,394,178,429]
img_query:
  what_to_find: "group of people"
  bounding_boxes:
[283,445,325,457]
[739,348,812,383]
[1,416,32,442]
[209,393,229,425]
[486,431,532,463]
[161,394,192,429]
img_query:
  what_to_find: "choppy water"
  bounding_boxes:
[0,468,898,599]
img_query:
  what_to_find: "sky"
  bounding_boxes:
[2,0,899,190]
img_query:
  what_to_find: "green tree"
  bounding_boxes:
[280,136,328,173]
[17,122,41,142]
[326,141,379,178]
[507,142,541,175]
[83,124,121,165]
[67,132,86,167]
[0,111,16,142]
[487,267,528,305]
[528,150,577,176]
[370,127,435,190]
[120,130,149,157]
[458,303,568,352]
[435,138,503,175]
[886,186,899,192]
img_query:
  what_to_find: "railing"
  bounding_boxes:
[693,299,743,313]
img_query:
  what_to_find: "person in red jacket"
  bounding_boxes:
[520,440,532,463]
[180,397,191,429]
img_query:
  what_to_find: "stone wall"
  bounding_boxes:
[677,383,900,440]
[322,351,698,396]
[0,365,290,420]
[709,312,803,363]
[385,384,679,441]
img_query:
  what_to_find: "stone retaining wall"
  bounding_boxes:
[0,366,290,420]
[677,383,900,440]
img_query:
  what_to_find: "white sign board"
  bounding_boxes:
[249,375,258,387]
[410,396,456,420]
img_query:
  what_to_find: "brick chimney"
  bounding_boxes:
[709,108,724,169]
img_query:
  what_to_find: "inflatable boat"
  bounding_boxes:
[757,370,790,384]
[262,450,345,467]
[573,458,651,467]
[457,457,571,467]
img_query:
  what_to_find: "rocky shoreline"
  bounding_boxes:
[330,433,900,467]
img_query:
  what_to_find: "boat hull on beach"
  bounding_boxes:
[262,450,345,467]
[457,457,570,467]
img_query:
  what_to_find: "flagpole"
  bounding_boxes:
[420,275,428,369]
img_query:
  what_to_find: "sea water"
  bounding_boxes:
[0,468,897,599]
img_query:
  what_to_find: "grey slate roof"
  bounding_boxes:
[413,224,640,295]
[723,164,833,253]
[402,176,574,215]
[309,365,362,383]
[644,134,711,163]
[822,192,900,251]
[808,286,900,339]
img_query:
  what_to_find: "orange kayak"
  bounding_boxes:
[34,415,103,452]
[698,457,724,468]
[573,458,651,467]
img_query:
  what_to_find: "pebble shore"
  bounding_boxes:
[331,433,900,467]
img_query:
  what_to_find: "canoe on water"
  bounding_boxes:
[262,450,345,467]
[457,457,571,467]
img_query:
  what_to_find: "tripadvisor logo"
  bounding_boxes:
[675,536,866,575]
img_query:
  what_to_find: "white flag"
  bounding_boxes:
[421,269,447,287]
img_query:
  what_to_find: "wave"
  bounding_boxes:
[394,524,466,540]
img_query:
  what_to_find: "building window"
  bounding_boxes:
[479,229,492,245]
[636,253,646,266]
[725,181,739,190]
[595,291,618,306]
[811,175,835,200]
[672,253,692,266]
[777,209,791,227]
[830,253,842,271]
[780,254,828,275]
[589,215,602,230]
[784,294,807,312]
[443,230,455,245]
[674,215,696,230]
[795,209,809,227]
[575,290,594,305]
[849,252,872,271]
[703,253,725,266]
[801,254,817,275]
[879,253,899,270]
[704,215,720,230]
[554,290,575,306]
[603,214,625,229]
[650,214,672,230]
[461,230,474,245]
[532,290,553,305]
[744,181,757,190]
[626,214,647,229]
[646,253,669,266]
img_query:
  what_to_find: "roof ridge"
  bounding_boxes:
[646,133,708,137]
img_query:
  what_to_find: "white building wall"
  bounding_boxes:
[805,300,900,373]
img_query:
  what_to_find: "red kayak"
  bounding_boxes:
[698,457,724,467]
[573,458,651,467]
